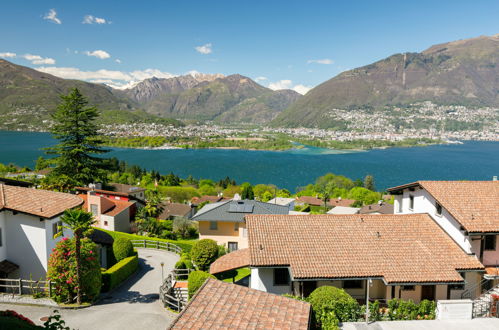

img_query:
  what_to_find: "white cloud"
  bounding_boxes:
[307,58,333,65]
[268,79,312,95]
[35,66,176,90]
[85,50,111,59]
[115,59,121,63]
[254,76,267,82]
[195,43,212,54]
[82,15,109,24]
[23,54,55,65]
[43,9,61,24]
[0,52,16,58]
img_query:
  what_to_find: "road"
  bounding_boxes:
[0,248,180,330]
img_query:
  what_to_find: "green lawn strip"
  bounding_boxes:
[95,228,196,253]
[216,267,251,283]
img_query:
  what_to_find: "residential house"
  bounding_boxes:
[168,278,311,330]
[0,184,83,279]
[329,197,355,208]
[267,197,295,211]
[387,180,499,286]
[245,214,483,302]
[327,206,360,214]
[191,195,226,206]
[158,202,195,220]
[295,196,323,207]
[78,191,134,233]
[107,183,146,201]
[192,199,289,251]
[359,201,394,215]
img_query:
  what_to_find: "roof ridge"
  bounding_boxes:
[192,199,231,219]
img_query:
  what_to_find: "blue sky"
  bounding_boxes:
[1,1,498,93]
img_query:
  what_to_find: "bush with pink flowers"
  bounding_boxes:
[47,237,101,303]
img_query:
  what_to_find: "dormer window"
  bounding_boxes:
[435,202,442,216]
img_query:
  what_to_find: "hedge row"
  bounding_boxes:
[101,255,139,292]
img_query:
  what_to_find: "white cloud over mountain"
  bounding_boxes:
[23,54,55,65]
[268,79,312,95]
[83,15,109,24]
[195,43,212,54]
[43,9,61,24]
[0,52,16,58]
[85,50,111,59]
[307,58,333,65]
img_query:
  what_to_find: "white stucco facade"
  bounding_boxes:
[0,210,72,279]
[250,268,292,295]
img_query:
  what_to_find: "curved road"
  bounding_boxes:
[0,248,180,330]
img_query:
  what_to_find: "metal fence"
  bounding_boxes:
[130,239,183,255]
[0,278,53,296]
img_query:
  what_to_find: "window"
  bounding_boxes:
[234,222,239,231]
[228,242,238,252]
[273,268,290,286]
[104,221,108,226]
[409,195,414,210]
[52,221,62,237]
[209,221,218,230]
[90,204,98,216]
[484,235,497,251]
[435,202,442,216]
[343,280,363,289]
[401,285,415,291]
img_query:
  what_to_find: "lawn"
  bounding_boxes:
[215,267,251,283]
[96,228,197,253]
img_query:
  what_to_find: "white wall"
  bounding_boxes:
[250,268,292,295]
[395,187,472,253]
[0,212,6,262]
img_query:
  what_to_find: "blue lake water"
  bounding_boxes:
[0,130,498,191]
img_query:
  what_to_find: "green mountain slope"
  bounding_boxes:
[0,59,182,130]
[274,34,499,127]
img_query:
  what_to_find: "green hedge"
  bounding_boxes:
[102,255,139,292]
[113,237,134,261]
[187,271,216,299]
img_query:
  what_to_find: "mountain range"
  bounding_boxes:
[0,34,498,130]
[274,34,499,127]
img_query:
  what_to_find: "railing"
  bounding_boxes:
[131,239,183,255]
[0,278,53,296]
[171,268,192,280]
[462,278,490,300]
[159,274,184,312]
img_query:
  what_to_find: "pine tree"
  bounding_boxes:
[364,175,376,191]
[45,88,108,187]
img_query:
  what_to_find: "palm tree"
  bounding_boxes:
[59,209,95,305]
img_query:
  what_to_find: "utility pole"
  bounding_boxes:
[365,278,372,324]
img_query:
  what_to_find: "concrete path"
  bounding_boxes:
[0,248,180,330]
[343,318,499,330]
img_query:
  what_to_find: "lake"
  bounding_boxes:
[0,131,498,191]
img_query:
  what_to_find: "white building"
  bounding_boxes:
[267,197,295,211]
[0,184,82,279]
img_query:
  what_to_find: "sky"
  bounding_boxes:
[1,0,498,94]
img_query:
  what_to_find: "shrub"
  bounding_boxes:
[187,271,216,299]
[308,286,361,324]
[47,237,101,303]
[113,237,134,261]
[190,239,219,271]
[418,299,436,319]
[174,256,193,280]
[368,300,383,321]
[101,255,139,292]
[387,298,420,320]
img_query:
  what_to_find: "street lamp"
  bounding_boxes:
[160,262,165,281]
[366,278,373,324]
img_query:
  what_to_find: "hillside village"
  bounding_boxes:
[0,172,498,328]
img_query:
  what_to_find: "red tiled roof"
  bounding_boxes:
[329,198,355,207]
[169,278,311,329]
[247,214,483,284]
[78,194,133,217]
[296,196,323,206]
[0,184,83,218]
[210,249,250,274]
[388,181,499,233]
[191,195,224,204]
[359,202,394,214]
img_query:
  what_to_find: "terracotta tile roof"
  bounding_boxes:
[210,249,250,274]
[78,194,133,217]
[108,183,145,194]
[158,202,192,219]
[247,214,483,284]
[388,181,499,232]
[296,196,323,206]
[0,184,83,219]
[191,195,224,205]
[359,202,394,214]
[329,198,355,207]
[169,278,311,329]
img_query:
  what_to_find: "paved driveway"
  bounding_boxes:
[0,248,180,330]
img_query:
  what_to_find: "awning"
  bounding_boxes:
[210,249,250,275]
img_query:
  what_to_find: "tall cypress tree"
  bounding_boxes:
[45,88,108,188]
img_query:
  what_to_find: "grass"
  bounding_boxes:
[96,228,197,253]
[215,267,251,283]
